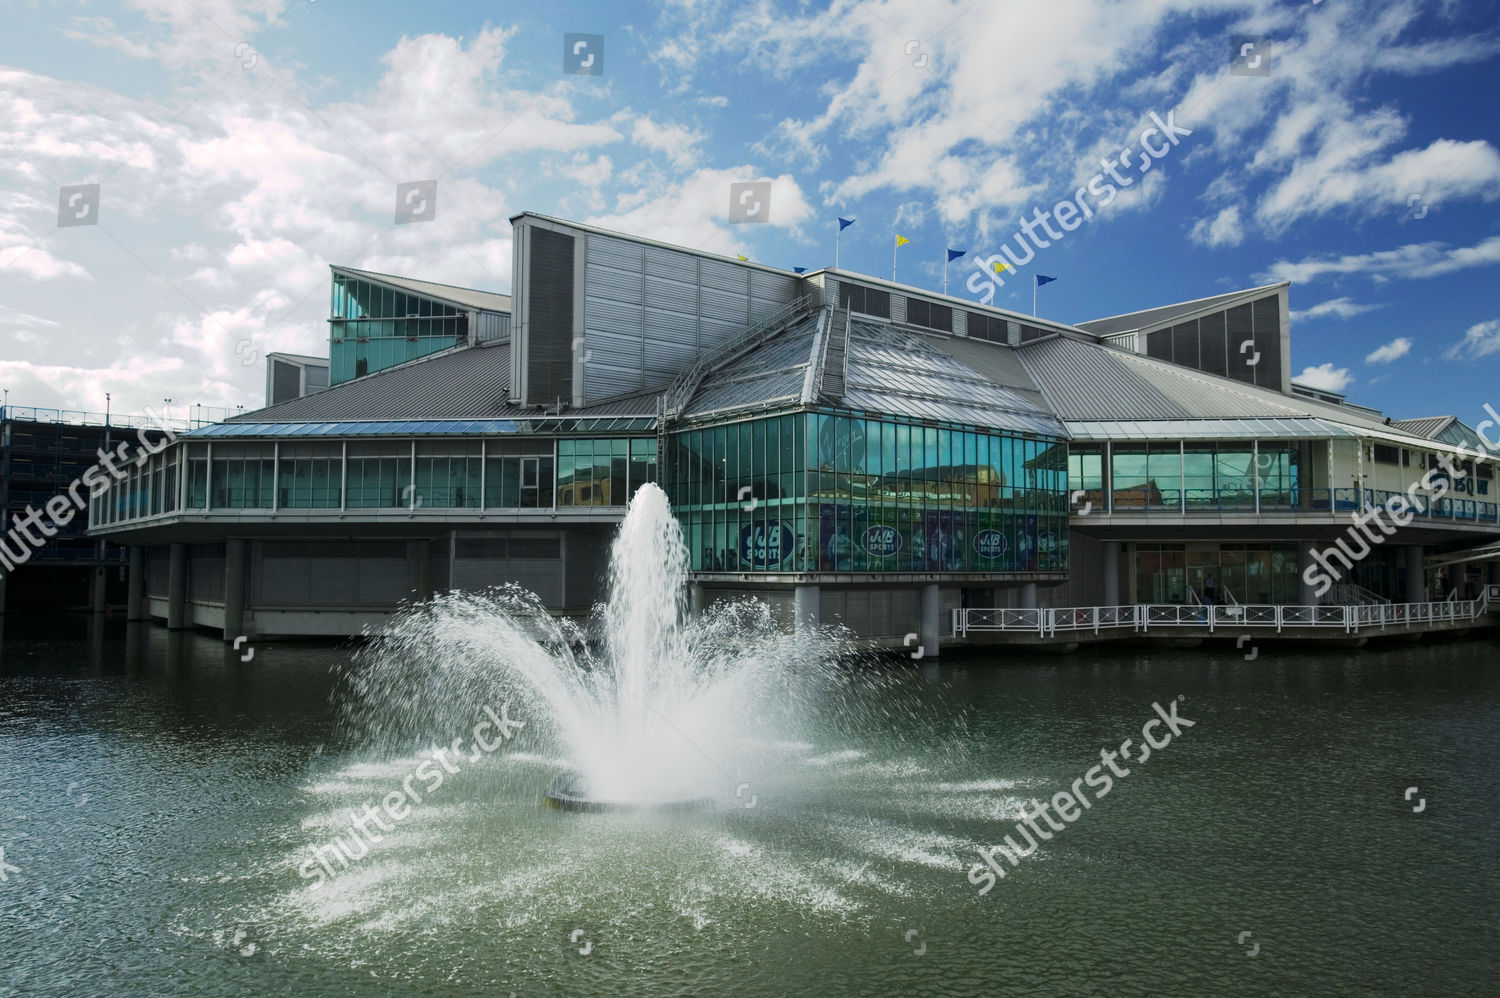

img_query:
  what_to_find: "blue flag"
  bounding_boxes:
[946,248,967,262]
[1036,274,1058,287]
[793,267,808,274]
[838,217,855,231]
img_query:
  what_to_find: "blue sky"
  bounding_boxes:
[1,0,1497,422]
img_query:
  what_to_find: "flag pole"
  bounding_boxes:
[1033,276,1037,317]
[943,250,948,296]
[835,220,840,270]
[892,235,897,282]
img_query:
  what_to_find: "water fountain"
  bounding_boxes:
[338,483,848,811]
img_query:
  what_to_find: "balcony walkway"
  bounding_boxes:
[952,590,1498,647]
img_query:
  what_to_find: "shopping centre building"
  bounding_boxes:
[87,212,1500,647]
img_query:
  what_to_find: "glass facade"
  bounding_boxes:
[1091,442,1299,510]
[329,273,470,384]
[557,439,657,507]
[103,437,655,519]
[1135,543,1303,604]
[662,412,1069,574]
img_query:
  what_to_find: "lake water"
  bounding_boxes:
[2,619,1495,996]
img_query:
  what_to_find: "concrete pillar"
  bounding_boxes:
[1019,582,1038,609]
[167,542,188,630]
[127,547,147,621]
[223,538,246,641]
[91,565,106,616]
[920,583,940,658]
[1405,545,1426,603]
[689,583,706,619]
[793,584,819,633]
[1102,541,1121,606]
[1298,542,1318,606]
[415,540,432,602]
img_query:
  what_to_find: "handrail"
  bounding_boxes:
[953,590,1492,637]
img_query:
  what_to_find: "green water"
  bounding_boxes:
[1,621,1496,996]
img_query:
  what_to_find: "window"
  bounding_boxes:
[556,438,655,506]
[1373,444,1400,465]
[347,445,412,508]
[906,297,953,332]
[838,281,891,318]
[968,312,1008,343]
[1019,324,1047,342]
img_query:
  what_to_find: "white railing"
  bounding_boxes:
[952,590,1491,638]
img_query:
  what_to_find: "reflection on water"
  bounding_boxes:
[1,618,1497,997]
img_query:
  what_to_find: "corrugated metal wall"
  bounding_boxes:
[582,234,802,400]
[146,547,169,597]
[526,227,575,406]
[705,588,795,630]
[449,531,565,606]
[820,588,922,638]
[188,543,225,602]
[1040,533,1104,608]
[563,527,610,610]
[250,540,415,606]
[476,311,510,343]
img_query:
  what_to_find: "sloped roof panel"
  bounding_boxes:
[333,265,513,314]
[1075,283,1284,336]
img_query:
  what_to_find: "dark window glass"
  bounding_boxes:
[1019,324,1047,342]
[838,282,891,318]
[968,312,1007,342]
[1171,321,1199,369]
[1251,295,1281,389]
[1199,311,1227,377]
[1227,304,1255,385]
[1146,329,1173,360]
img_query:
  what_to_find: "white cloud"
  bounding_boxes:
[1261,236,1500,284]
[1365,337,1412,364]
[1444,319,1500,360]
[1189,205,1244,248]
[1291,297,1384,321]
[1294,363,1354,393]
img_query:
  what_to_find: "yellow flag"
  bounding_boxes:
[736,254,749,261]
[895,234,910,247]
[992,261,1009,273]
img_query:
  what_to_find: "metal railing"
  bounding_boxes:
[1,404,205,431]
[1079,484,1500,526]
[953,590,1491,638]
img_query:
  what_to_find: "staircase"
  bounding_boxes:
[1327,581,1390,605]
[817,307,850,402]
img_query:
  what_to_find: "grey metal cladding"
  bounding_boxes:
[645,245,697,281]
[698,258,748,291]
[588,264,645,304]
[526,227,575,405]
[586,234,644,270]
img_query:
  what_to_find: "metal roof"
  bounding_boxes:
[331,265,512,314]
[1066,417,1362,441]
[1076,283,1286,336]
[683,311,824,418]
[222,342,661,430]
[1391,416,1455,439]
[190,416,657,438]
[1016,335,1431,439]
[266,351,329,366]
[841,318,1065,436]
